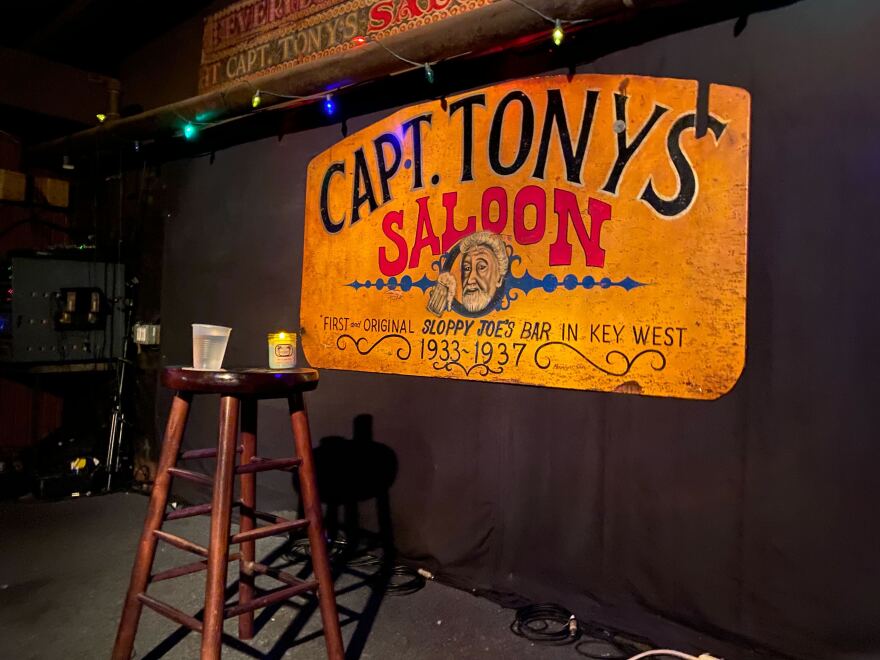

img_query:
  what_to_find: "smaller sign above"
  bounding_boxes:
[199,0,491,92]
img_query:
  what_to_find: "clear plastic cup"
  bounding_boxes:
[192,324,231,370]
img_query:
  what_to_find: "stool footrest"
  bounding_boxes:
[236,457,302,474]
[179,447,242,460]
[151,553,241,583]
[231,518,308,544]
[223,581,319,619]
[137,593,204,632]
[165,502,213,521]
[167,467,214,487]
[154,529,209,557]
[239,505,286,525]
[246,560,301,586]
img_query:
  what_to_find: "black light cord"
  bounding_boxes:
[511,603,580,645]
[509,602,657,658]
[507,0,593,26]
[385,563,426,595]
[284,534,426,596]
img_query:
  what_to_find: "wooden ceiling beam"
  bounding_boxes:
[30,0,705,156]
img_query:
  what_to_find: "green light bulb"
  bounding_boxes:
[424,64,435,84]
[552,20,564,46]
[251,91,261,108]
[183,122,198,140]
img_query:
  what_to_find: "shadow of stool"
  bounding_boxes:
[294,414,398,559]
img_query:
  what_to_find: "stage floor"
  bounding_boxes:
[0,493,777,659]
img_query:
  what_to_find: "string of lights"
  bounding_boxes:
[249,86,337,112]
[507,0,593,45]
[165,0,592,142]
[369,38,437,84]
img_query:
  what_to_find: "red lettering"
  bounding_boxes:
[368,0,394,31]
[396,0,424,22]
[549,191,611,267]
[236,7,254,34]
[379,210,408,276]
[513,185,546,245]
[408,197,441,269]
[481,186,508,233]
[255,1,267,26]
[440,192,476,252]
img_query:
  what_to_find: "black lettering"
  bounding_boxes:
[351,147,378,224]
[320,161,346,233]
[403,113,432,190]
[640,113,726,217]
[374,132,402,205]
[602,95,669,194]
[533,89,599,183]
[489,91,534,176]
[449,94,486,182]
[632,325,650,344]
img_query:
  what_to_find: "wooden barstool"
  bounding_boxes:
[112,367,344,660]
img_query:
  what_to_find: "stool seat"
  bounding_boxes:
[162,367,319,396]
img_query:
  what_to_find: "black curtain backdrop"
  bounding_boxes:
[158,2,880,658]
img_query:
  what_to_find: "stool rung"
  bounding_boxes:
[154,529,209,557]
[137,593,203,632]
[165,502,212,521]
[179,446,242,460]
[246,560,301,586]
[167,467,213,486]
[151,553,241,583]
[231,518,309,544]
[236,457,302,474]
[223,581,318,619]
[238,504,287,525]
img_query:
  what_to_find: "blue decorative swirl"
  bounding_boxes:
[507,271,645,294]
[345,239,646,314]
[346,274,434,292]
[346,272,645,295]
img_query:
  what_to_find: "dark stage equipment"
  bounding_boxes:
[1,254,125,363]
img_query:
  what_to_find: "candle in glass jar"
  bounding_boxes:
[267,331,297,369]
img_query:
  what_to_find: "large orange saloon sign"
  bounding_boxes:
[301,74,749,399]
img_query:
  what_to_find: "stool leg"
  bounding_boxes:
[289,392,344,660]
[112,392,192,660]
[201,395,241,660]
[237,399,258,640]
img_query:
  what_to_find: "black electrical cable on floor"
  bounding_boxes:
[385,563,426,595]
[285,536,349,562]
[509,603,658,658]
[284,535,426,596]
[337,552,426,595]
[510,603,580,645]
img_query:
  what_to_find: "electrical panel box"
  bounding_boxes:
[0,256,125,363]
